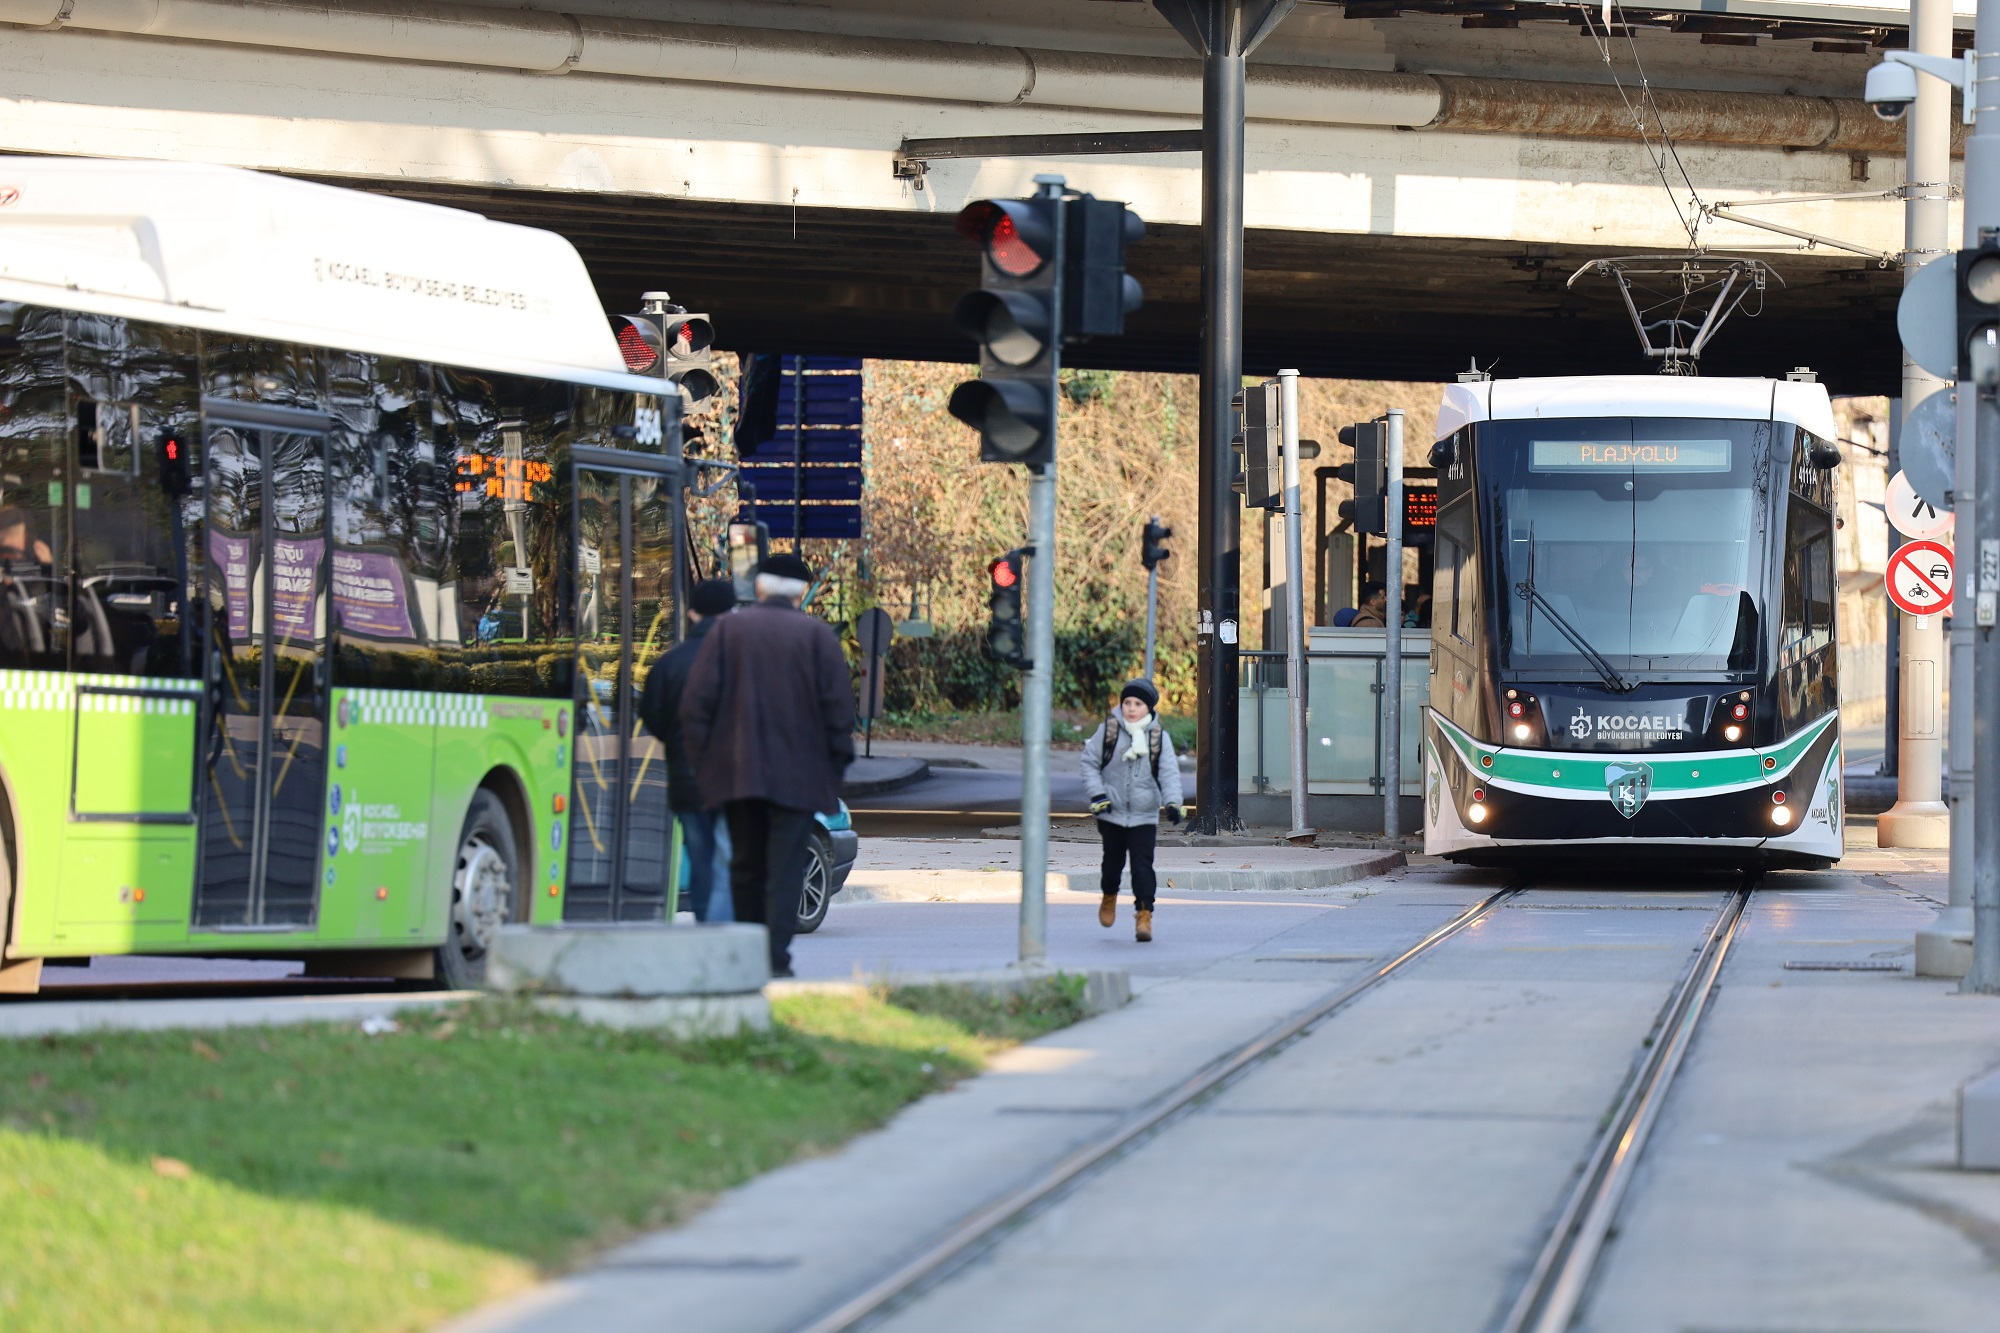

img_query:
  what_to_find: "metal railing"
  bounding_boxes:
[1238,629,1430,796]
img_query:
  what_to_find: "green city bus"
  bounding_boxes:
[0,156,695,991]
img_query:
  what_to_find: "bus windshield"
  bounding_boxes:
[1482,416,1769,678]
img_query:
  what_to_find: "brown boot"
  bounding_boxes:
[1098,893,1117,928]
[1134,909,1153,943]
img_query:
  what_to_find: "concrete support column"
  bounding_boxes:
[1882,0,1956,850]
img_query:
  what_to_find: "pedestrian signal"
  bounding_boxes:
[155,429,193,499]
[1142,517,1173,570]
[1338,419,1388,535]
[986,548,1030,669]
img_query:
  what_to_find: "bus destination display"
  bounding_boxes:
[1529,439,1731,473]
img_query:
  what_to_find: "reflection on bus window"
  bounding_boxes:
[0,304,68,669]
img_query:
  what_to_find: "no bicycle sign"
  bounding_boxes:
[1887,539,1954,616]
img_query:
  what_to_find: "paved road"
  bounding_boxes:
[846,763,1096,839]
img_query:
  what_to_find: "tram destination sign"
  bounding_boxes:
[1530,439,1731,473]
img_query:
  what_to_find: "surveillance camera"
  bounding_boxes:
[1865,60,1918,121]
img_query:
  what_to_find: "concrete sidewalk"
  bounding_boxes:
[839,836,1401,901]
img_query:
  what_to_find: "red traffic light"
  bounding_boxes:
[610,315,664,374]
[989,555,1020,589]
[956,200,1053,278]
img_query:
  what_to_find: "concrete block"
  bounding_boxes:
[1960,1064,2000,1170]
[534,993,771,1037]
[488,923,769,999]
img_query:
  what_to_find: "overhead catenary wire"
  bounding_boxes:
[1571,1,1707,250]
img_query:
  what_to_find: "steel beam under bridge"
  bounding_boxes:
[353,178,1902,392]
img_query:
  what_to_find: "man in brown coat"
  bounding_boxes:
[680,552,855,976]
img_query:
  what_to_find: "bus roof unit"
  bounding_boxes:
[1435,375,1838,444]
[0,155,668,395]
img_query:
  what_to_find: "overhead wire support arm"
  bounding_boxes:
[1701,205,1897,265]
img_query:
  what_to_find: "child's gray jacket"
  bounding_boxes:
[1080,716,1185,829]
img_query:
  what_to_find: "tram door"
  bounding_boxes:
[194,404,331,928]
[566,451,677,921]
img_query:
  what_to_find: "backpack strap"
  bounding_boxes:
[1149,724,1163,786]
[1097,716,1119,772]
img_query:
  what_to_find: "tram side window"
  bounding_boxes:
[1433,493,1475,646]
[66,313,203,678]
[0,304,68,671]
[328,356,459,690]
[1781,497,1835,658]
[440,370,574,699]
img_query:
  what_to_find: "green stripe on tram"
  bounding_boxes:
[1432,710,1834,799]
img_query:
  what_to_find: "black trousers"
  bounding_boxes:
[1097,820,1158,911]
[723,799,815,974]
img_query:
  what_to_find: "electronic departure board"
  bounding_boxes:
[1529,439,1731,473]
[1403,485,1437,529]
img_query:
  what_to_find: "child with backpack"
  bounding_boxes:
[1081,679,1185,943]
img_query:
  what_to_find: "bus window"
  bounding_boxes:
[0,304,69,670]
[65,314,202,678]
[439,369,573,698]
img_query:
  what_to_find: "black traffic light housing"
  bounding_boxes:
[1142,517,1173,571]
[986,548,1031,668]
[610,314,666,377]
[1232,382,1282,510]
[1066,195,1145,339]
[1960,243,2000,385]
[155,428,193,499]
[1339,419,1388,535]
[951,197,1063,466]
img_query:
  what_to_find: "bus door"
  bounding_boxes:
[565,447,678,921]
[193,400,331,929]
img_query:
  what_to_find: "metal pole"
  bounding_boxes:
[1933,383,1979,973]
[1384,409,1405,839]
[1966,0,2000,994]
[1144,558,1160,679]
[1882,0,1953,850]
[791,354,805,552]
[1882,403,1901,779]
[1279,370,1313,841]
[1193,41,1245,835]
[1017,173,1066,968]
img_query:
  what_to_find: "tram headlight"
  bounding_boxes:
[1723,725,1742,742]
[1467,802,1488,824]
[1513,723,1532,741]
[1771,805,1792,827]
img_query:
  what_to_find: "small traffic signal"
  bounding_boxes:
[950,197,1063,466]
[1339,419,1388,535]
[1066,196,1145,339]
[1142,517,1173,570]
[155,428,192,498]
[1232,381,1282,510]
[986,548,1030,669]
[640,292,718,407]
[609,314,666,376]
[1960,245,2000,386]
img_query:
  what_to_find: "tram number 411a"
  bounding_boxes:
[1887,539,1954,617]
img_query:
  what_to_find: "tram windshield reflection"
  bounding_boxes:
[1484,417,1768,678]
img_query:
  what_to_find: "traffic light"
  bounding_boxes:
[609,313,665,376]
[1339,419,1388,535]
[642,292,718,407]
[155,428,192,498]
[1066,196,1145,339]
[986,548,1030,668]
[1232,381,1282,510]
[1961,244,2000,386]
[950,196,1063,466]
[1142,517,1173,571]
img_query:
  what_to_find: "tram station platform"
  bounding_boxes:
[453,827,2000,1333]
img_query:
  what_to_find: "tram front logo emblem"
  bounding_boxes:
[1604,762,1652,819]
[1568,708,1592,740]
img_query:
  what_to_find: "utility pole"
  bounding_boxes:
[1881,0,1953,853]
[1154,0,1298,834]
[1278,370,1313,842]
[1383,409,1405,839]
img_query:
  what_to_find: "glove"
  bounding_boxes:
[1089,797,1112,816]
[1161,803,1184,826]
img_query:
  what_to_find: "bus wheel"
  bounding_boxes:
[438,790,521,989]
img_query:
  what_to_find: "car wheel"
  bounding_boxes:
[796,830,832,934]
[437,789,522,989]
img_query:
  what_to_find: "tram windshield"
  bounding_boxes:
[1483,417,1768,678]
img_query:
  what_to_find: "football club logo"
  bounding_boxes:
[1605,761,1652,819]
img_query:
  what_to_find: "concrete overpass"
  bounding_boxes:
[0,0,1969,389]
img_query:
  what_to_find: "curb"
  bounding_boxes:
[841,758,932,798]
[769,966,1131,1017]
[0,990,479,1039]
[842,851,1404,902]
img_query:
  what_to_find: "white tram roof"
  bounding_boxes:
[0,155,668,396]
[1436,375,1838,445]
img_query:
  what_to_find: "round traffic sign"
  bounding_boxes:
[1887,538,1954,616]
[1886,470,1954,539]
[1899,388,1957,511]
[1898,254,1960,381]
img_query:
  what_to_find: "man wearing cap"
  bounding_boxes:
[640,577,738,922]
[680,553,855,977]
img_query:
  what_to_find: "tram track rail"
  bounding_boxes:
[793,881,1527,1333]
[1495,873,1759,1333]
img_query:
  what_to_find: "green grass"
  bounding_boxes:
[0,985,1086,1332]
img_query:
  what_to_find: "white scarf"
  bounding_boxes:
[1120,715,1151,763]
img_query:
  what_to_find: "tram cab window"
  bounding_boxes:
[64,313,203,678]
[441,370,574,698]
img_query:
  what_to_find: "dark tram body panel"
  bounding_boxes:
[1422,376,1844,871]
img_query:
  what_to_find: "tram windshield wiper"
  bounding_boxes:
[1513,580,1634,694]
